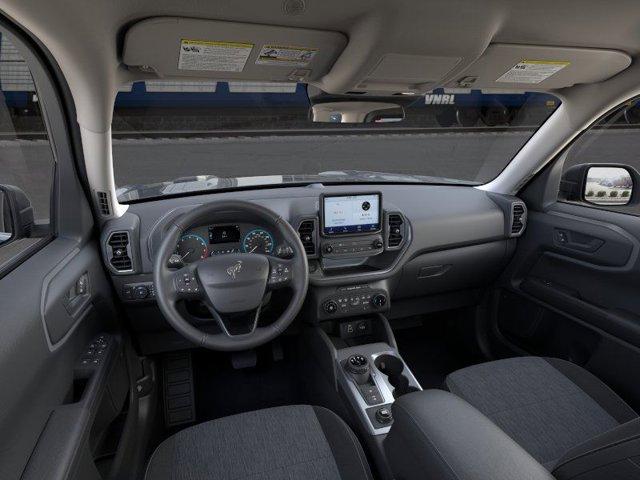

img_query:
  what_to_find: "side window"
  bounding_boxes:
[0,33,55,254]
[559,99,640,215]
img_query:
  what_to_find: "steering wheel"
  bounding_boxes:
[153,200,309,351]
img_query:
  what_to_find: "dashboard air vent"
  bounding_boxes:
[298,220,316,256]
[387,213,404,248]
[511,203,527,236]
[96,191,111,216]
[107,231,133,272]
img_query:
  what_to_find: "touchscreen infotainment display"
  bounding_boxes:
[322,193,381,235]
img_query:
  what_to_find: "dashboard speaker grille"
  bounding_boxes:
[511,203,526,235]
[107,231,133,271]
[96,191,111,216]
[387,213,404,247]
[298,220,316,256]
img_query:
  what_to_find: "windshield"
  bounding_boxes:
[112,81,560,202]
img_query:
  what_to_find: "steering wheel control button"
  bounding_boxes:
[175,272,200,295]
[268,262,292,287]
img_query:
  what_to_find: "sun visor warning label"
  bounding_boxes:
[496,60,570,84]
[178,40,253,72]
[256,45,317,67]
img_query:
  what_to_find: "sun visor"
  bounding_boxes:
[122,17,347,83]
[445,44,631,90]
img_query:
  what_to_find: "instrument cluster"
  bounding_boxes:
[170,223,279,266]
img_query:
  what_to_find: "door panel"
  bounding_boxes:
[0,237,124,479]
[0,23,132,480]
[494,201,640,410]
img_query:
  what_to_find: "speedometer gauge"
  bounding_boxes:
[176,234,208,263]
[242,229,274,255]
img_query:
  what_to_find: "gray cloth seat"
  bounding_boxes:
[145,405,373,480]
[445,356,638,470]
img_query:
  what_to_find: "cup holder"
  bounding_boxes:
[374,354,419,398]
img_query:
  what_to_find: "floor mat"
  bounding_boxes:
[192,340,305,422]
[394,313,485,389]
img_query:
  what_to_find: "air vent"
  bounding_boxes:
[107,231,133,272]
[298,220,316,256]
[96,191,111,216]
[387,213,405,248]
[511,203,527,236]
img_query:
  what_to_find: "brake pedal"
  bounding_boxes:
[162,352,196,428]
[231,349,257,369]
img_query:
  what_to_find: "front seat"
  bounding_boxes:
[445,357,639,474]
[145,405,373,480]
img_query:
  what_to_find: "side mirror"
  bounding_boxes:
[310,101,405,124]
[0,185,34,245]
[560,164,637,206]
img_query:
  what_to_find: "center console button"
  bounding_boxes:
[372,294,387,308]
[324,300,338,314]
[375,406,393,424]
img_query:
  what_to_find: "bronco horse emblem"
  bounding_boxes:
[226,260,243,280]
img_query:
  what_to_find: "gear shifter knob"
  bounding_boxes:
[345,354,371,384]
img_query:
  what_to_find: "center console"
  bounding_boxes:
[337,343,422,435]
[303,315,422,479]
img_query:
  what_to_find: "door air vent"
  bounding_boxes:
[107,231,133,272]
[387,213,405,248]
[297,220,316,256]
[511,203,527,236]
[96,191,111,216]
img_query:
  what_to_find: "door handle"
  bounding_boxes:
[63,272,91,317]
[554,229,604,253]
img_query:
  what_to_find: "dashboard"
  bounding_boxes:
[100,183,527,353]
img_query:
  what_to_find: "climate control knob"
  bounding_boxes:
[324,300,338,314]
[324,244,334,254]
[373,239,384,249]
[372,294,387,309]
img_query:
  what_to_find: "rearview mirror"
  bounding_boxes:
[0,185,34,245]
[584,166,633,206]
[310,101,405,124]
